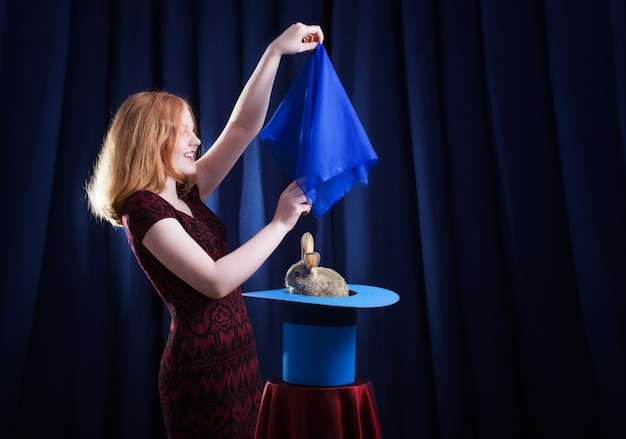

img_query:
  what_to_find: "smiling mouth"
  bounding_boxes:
[183,152,196,160]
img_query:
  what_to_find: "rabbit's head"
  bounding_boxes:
[285,232,349,297]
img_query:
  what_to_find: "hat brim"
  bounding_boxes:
[243,284,399,308]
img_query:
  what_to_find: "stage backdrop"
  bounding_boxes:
[1,0,625,438]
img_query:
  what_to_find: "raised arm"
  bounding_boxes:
[195,23,324,200]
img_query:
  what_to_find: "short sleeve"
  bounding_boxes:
[123,191,177,244]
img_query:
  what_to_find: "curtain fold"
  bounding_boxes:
[544,2,626,436]
[0,0,73,433]
[1,1,624,438]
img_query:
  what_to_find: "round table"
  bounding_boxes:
[254,378,384,439]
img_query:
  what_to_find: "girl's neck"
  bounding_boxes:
[159,177,179,201]
[159,177,193,217]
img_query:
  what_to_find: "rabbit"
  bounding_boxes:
[285,232,350,297]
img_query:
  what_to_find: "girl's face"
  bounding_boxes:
[171,108,201,176]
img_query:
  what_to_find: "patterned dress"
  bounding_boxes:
[123,186,262,438]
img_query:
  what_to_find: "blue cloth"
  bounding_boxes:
[260,45,378,217]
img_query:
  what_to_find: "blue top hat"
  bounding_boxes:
[244,285,399,386]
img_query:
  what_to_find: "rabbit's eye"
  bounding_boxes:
[294,269,302,277]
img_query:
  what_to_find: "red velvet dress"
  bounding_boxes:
[123,186,262,438]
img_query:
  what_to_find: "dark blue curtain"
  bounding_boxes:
[1,0,625,438]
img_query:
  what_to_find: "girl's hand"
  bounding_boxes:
[269,22,324,56]
[272,181,312,231]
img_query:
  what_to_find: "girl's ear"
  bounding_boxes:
[303,252,321,272]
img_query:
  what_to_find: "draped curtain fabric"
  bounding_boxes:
[1,1,624,438]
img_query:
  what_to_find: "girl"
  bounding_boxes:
[87,23,323,438]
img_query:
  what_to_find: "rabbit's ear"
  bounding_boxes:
[304,252,321,272]
[301,232,314,259]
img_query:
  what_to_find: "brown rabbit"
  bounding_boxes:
[285,232,349,297]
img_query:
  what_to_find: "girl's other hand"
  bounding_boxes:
[272,181,312,231]
[269,22,324,56]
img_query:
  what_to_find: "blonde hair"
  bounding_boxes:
[86,91,197,227]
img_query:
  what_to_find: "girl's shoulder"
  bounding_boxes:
[123,190,178,242]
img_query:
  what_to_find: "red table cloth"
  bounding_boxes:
[254,378,384,439]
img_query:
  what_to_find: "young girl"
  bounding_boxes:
[87,23,323,438]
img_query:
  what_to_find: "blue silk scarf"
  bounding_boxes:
[260,44,378,217]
